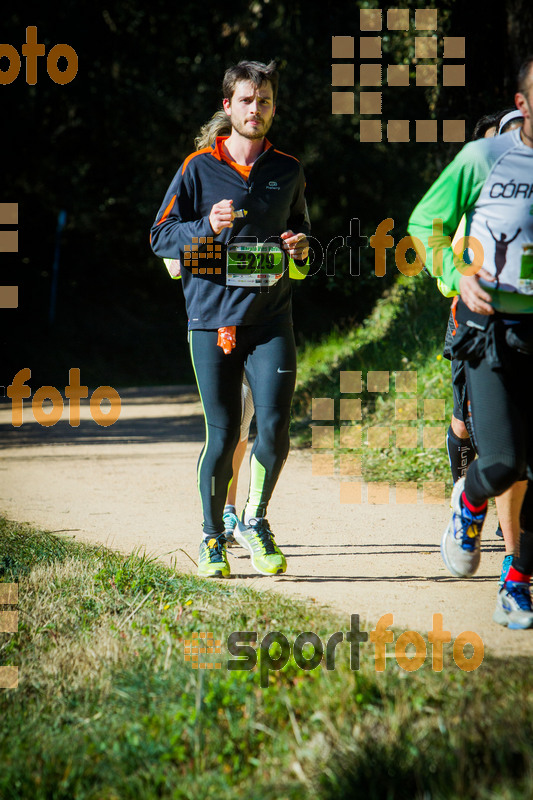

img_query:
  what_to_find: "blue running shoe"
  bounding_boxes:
[441,477,486,577]
[493,581,533,629]
[223,510,240,547]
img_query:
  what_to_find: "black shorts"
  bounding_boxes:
[464,320,533,497]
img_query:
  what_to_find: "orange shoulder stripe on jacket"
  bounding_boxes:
[273,148,300,164]
[181,147,212,175]
[156,194,177,226]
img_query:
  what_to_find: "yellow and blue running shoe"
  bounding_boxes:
[198,535,230,578]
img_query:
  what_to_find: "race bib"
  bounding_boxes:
[226,243,285,287]
[518,245,533,295]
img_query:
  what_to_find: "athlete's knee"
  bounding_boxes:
[206,423,241,459]
[256,408,290,453]
[478,457,526,497]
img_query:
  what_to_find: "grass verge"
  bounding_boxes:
[1,519,533,799]
[293,274,456,491]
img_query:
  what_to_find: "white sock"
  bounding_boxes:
[243,511,263,526]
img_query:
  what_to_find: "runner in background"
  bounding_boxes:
[223,373,254,545]
[444,111,501,489]
[442,107,526,585]
[408,58,533,628]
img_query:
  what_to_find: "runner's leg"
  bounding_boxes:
[440,341,529,579]
[445,308,476,482]
[495,481,528,555]
[464,350,528,506]
[189,330,244,536]
[226,374,255,508]
[241,322,296,521]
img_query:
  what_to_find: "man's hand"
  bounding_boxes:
[209,199,234,235]
[281,230,309,261]
[459,268,496,315]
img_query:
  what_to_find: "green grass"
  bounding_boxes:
[0,274,523,797]
[293,273,455,490]
[2,519,533,799]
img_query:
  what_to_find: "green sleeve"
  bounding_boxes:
[289,257,310,280]
[407,142,489,293]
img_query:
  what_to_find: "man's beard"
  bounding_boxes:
[230,114,273,140]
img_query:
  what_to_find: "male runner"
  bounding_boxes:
[443,109,525,584]
[151,60,310,578]
[408,56,533,628]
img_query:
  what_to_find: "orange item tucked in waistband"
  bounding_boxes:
[217,326,236,354]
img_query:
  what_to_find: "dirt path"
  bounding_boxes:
[2,386,532,659]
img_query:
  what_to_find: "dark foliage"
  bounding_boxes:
[1,0,527,385]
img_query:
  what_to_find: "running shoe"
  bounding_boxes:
[441,476,486,578]
[499,553,513,587]
[493,580,533,629]
[234,518,287,576]
[223,510,240,547]
[198,535,230,578]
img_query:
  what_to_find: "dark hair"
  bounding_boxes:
[471,112,502,140]
[222,60,279,104]
[517,56,533,94]
[471,107,524,140]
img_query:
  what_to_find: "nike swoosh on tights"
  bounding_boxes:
[277,368,293,373]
